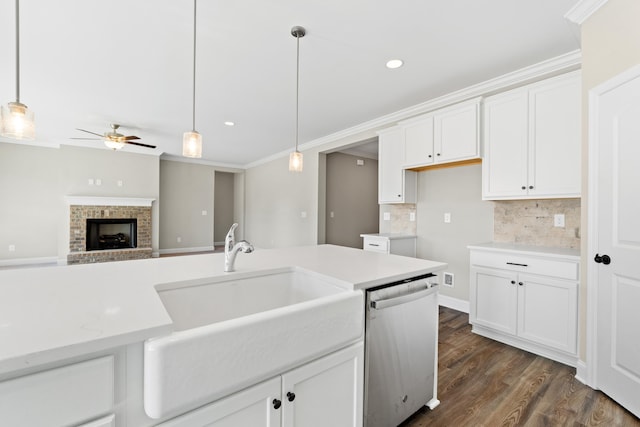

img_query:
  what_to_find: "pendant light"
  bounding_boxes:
[1,0,35,141]
[288,26,305,172]
[182,0,202,158]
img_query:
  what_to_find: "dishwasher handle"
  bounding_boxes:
[370,285,437,310]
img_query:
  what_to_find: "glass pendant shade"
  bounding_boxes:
[183,130,202,158]
[0,101,35,140]
[104,139,126,150]
[289,150,303,172]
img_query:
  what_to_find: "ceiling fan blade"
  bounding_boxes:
[76,128,105,137]
[123,135,141,140]
[125,140,156,149]
[70,137,101,140]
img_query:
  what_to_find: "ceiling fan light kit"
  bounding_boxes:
[182,0,203,159]
[288,25,305,173]
[1,0,35,141]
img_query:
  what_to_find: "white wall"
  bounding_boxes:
[159,160,215,252]
[416,164,494,302]
[0,143,161,263]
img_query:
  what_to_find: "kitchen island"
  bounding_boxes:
[0,244,446,426]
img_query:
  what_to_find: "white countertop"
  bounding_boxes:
[468,242,580,260]
[360,233,417,240]
[0,244,446,375]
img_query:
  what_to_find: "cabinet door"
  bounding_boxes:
[517,274,578,354]
[378,129,416,204]
[402,115,434,168]
[281,342,364,427]
[378,128,404,203]
[482,89,529,199]
[528,72,581,198]
[434,100,480,163]
[157,377,281,427]
[470,267,518,335]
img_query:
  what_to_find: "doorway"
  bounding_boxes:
[324,140,379,249]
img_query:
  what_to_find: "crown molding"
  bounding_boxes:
[244,50,582,170]
[564,0,609,24]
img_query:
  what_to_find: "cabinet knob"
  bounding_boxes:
[273,399,282,409]
[510,280,516,285]
[397,194,402,198]
[437,153,441,156]
[428,154,432,158]
[529,185,534,190]
[521,186,526,190]
[518,281,524,286]
[287,392,296,402]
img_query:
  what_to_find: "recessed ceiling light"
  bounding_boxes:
[224,121,235,126]
[386,59,404,69]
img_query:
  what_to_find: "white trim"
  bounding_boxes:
[585,63,640,391]
[160,154,245,172]
[66,196,156,207]
[158,246,215,255]
[564,0,609,25]
[575,360,592,386]
[0,256,58,268]
[244,50,581,169]
[438,294,470,313]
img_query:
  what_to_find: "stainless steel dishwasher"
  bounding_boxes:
[364,273,439,427]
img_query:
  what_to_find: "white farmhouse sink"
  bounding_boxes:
[144,267,364,419]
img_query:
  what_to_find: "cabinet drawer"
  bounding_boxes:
[363,237,389,253]
[470,251,578,280]
[0,356,114,427]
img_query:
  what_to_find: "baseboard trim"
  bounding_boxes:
[158,246,215,255]
[0,256,58,268]
[438,295,470,313]
[575,360,595,387]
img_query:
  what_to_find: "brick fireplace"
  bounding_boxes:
[66,197,155,265]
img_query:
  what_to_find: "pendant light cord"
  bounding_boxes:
[15,0,21,103]
[295,33,300,152]
[192,0,197,131]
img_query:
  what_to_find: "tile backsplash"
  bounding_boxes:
[493,198,581,249]
[379,204,417,235]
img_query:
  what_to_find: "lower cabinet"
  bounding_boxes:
[469,245,579,366]
[158,342,364,427]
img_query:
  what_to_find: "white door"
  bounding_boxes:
[593,65,640,418]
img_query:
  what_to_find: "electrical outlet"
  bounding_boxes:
[177,237,182,243]
[554,214,565,227]
[444,213,451,223]
[8,244,16,252]
[383,212,391,221]
[443,272,454,287]
[117,180,123,187]
[409,212,416,222]
[330,211,335,218]
[301,211,307,218]
[202,210,208,216]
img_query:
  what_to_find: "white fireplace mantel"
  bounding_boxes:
[66,196,156,207]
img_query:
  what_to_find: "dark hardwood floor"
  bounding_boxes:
[401,307,639,427]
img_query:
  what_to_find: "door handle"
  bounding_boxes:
[370,286,436,310]
[594,253,611,265]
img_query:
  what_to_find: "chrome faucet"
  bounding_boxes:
[224,223,254,272]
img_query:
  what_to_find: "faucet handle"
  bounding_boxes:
[225,223,239,240]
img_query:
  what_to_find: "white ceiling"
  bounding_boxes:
[0,0,581,168]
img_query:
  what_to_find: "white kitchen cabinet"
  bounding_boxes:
[158,342,364,427]
[0,356,115,427]
[401,98,481,168]
[361,233,416,257]
[378,127,416,203]
[469,244,579,366]
[482,71,581,200]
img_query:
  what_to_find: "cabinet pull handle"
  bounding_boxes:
[287,392,296,402]
[506,262,528,267]
[273,399,282,409]
[518,281,524,286]
[510,280,516,285]
[369,243,380,247]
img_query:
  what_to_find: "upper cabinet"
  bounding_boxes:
[482,71,581,200]
[401,98,481,168]
[378,127,417,204]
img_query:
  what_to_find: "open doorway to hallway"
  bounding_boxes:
[324,139,379,249]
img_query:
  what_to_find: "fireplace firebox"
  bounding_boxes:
[86,218,137,251]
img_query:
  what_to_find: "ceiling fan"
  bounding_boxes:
[72,124,156,150]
